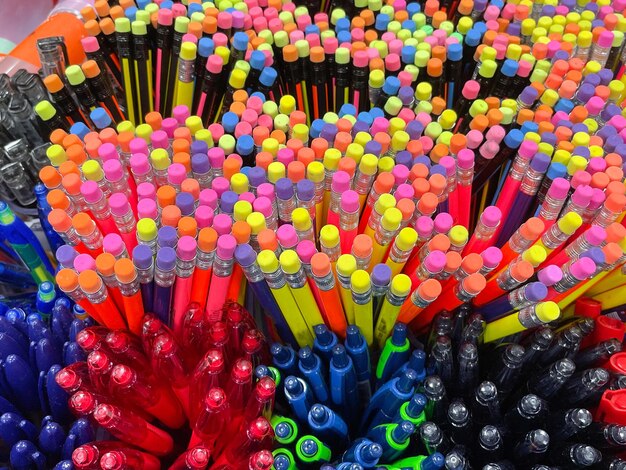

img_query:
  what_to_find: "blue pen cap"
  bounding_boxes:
[406,392,428,417]
[391,421,415,442]
[272,343,295,364]
[300,438,320,457]
[221,112,239,134]
[447,43,462,62]
[375,14,390,31]
[390,323,408,346]
[346,325,365,349]
[274,420,295,440]
[360,443,383,464]
[305,25,320,35]
[125,6,138,21]
[310,119,324,138]
[298,346,318,369]
[250,92,266,102]
[491,0,504,8]
[339,104,357,118]
[520,121,538,135]
[188,2,203,16]
[331,344,350,368]
[191,154,210,174]
[401,45,416,65]
[198,38,214,58]
[137,0,150,8]
[357,112,373,125]
[284,375,304,394]
[309,404,330,424]
[248,166,267,187]
[336,17,350,32]
[554,98,574,114]
[250,50,266,70]
[90,108,111,130]
[337,30,352,44]
[396,368,418,393]
[274,453,294,470]
[501,59,518,78]
[401,20,417,33]
[546,162,566,181]
[422,452,445,470]
[54,462,74,470]
[236,135,254,156]
[464,29,481,47]
[240,166,250,177]
[259,67,278,88]
[70,122,89,140]
[407,2,421,16]
[369,107,384,119]
[191,140,209,156]
[160,0,173,8]
[314,324,336,346]
[233,32,249,51]
[219,191,238,213]
[382,76,401,96]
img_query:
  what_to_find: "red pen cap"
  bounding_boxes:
[55,362,91,393]
[100,448,161,470]
[73,442,122,470]
[76,327,109,352]
[69,389,101,417]
[596,389,626,426]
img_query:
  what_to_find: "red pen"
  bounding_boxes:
[226,303,255,359]
[240,376,275,430]
[189,387,230,449]
[141,315,174,357]
[169,446,212,470]
[76,326,110,354]
[181,302,207,365]
[68,389,107,419]
[225,358,254,417]
[248,450,274,470]
[109,363,186,429]
[207,321,230,365]
[152,333,191,419]
[87,349,115,393]
[99,448,161,470]
[105,329,151,371]
[72,441,124,470]
[93,402,174,456]
[55,362,93,394]
[242,329,269,369]
[190,349,226,421]
[209,417,274,470]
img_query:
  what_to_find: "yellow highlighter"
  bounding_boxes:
[279,250,325,337]
[483,301,560,343]
[257,250,313,347]
[370,207,403,269]
[336,254,358,324]
[374,274,411,349]
[174,42,197,111]
[385,227,418,277]
[351,270,374,346]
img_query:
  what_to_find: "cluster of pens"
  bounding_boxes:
[53,301,276,469]
[0,284,103,469]
[269,317,626,469]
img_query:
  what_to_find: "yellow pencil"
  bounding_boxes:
[483,302,560,343]
[351,270,374,346]
[374,274,411,349]
[336,254,357,324]
[174,42,197,111]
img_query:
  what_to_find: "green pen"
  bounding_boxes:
[376,323,411,383]
[391,452,445,470]
[272,448,297,470]
[271,415,299,446]
[295,435,332,466]
[368,420,415,462]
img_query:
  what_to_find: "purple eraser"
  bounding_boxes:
[537,265,563,286]
[371,264,392,287]
[530,153,551,173]
[525,282,548,302]
[296,179,315,202]
[176,192,196,216]
[276,178,294,200]
[56,245,78,268]
[158,226,178,249]
[191,154,210,175]
[235,243,256,267]
[156,247,177,271]
[132,244,153,269]
[219,191,238,214]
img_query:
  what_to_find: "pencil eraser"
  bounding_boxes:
[216,234,237,260]
[296,240,317,264]
[177,236,197,261]
[481,206,501,227]
[570,257,596,280]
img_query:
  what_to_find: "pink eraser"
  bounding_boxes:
[137,198,158,220]
[216,234,237,259]
[392,165,410,185]
[587,157,607,175]
[195,205,214,229]
[81,37,99,53]
[480,246,503,269]
[208,147,225,168]
[479,141,500,160]
[103,159,124,182]
[129,138,149,155]
[481,206,502,227]
[103,233,125,257]
[394,184,414,202]
[277,224,298,248]
[158,9,173,26]
[277,148,295,166]
[433,213,453,234]
[177,236,197,261]
[182,34,198,45]
[108,193,130,217]
[586,96,605,115]
[199,189,218,209]
[172,105,190,124]
[371,117,390,135]
[462,81,480,100]
[438,156,456,177]
[547,177,570,200]
[457,149,475,169]
[385,53,400,71]
[465,129,484,149]
[588,188,606,210]
[585,226,607,246]
[137,182,156,201]
[537,265,563,286]
[213,214,233,236]
[571,184,593,207]
[98,143,119,162]
[570,170,591,189]
[239,192,255,204]
[571,257,596,279]
[211,177,230,197]
[340,190,360,213]
[74,254,96,273]
[253,196,273,218]
[207,55,223,74]
[212,32,228,49]
[80,180,101,203]
[331,171,351,193]
[151,130,169,150]
[485,125,505,144]
[161,118,178,138]
[598,30,614,48]
[518,140,538,159]
[424,250,447,273]
[415,216,435,238]
[517,60,532,78]
[130,154,151,176]
[257,183,275,201]
[168,163,187,185]
[296,240,317,263]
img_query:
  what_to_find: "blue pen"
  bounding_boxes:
[38,419,66,462]
[61,418,94,460]
[336,464,364,470]
[393,393,427,427]
[54,461,74,470]
[0,332,28,362]
[298,346,330,404]
[45,365,71,425]
[4,354,39,413]
[0,396,18,416]
[0,262,36,288]
[35,339,62,374]
[0,413,37,448]
[52,298,73,332]
[51,320,66,353]
[376,323,411,385]
[361,369,417,432]
[68,320,86,343]
[27,314,52,345]
[393,349,427,384]
[341,439,383,468]
[10,440,47,469]
[283,376,314,424]
[34,184,64,254]
[329,345,358,426]
[344,325,371,404]
[307,404,349,447]
[421,452,446,470]
[254,365,282,387]
[35,282,56,321]
[366,420,415,462]
[63,342,86,365]
[272,448,297,470]
[3,310,29,339]
[313,325,338,364]
[272,343,299,376]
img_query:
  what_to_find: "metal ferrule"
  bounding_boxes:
[59,227,82,246]
[509,151,532,181]
[457,166,474,186]
[517,304,545,328]
[108,177,132,200]
[388,242,413,264]
[365,187,383,211]
[262,266,287,289]
[178,58,195,83]
[176,257,196,278]
[131,168,154,186]
[506,228,533,254]
[454,282,476,303]
[541,223,571,249]
[118,274,140,296]
[474,219,499,241]
[136,263,154,285]
[352,287,372,305]
[299,198,316,220]
[375,225,398,246]
[296,227,316,243]
[385,289,408,307]
[340,208,359,232]
[212,254,234,278]
[313,180,324,204]
[90,193,112,220]
[520,168,545,196]
[210,167,223,180]
[196,248,215,270]
[193,170,212,189]
[553,263,582,293]
[78,225,103,250]
[111,209,136,234]
[409,289,431,308]
[565,236,596,259]
[313,271,336,291]
[154,264,176,288]
[84,282,109,304]
[323,168,335,192]
[61,284,86,302]
[593,206,620,227]
[337,272,351,290]
[153,168,169,188]
[277,196,297,222]
[539,193,565,221]
[137,235,157,255]
[283,268,307,289]
[240,261,265,283]
[321,242,341,263]
[328,190,343,217]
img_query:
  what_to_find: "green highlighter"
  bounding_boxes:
[271,415,299,446]
[295,435,332,466]
[272,448,297,470]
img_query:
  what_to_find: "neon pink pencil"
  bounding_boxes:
[172,236,198,336]
[205,234,237,323]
